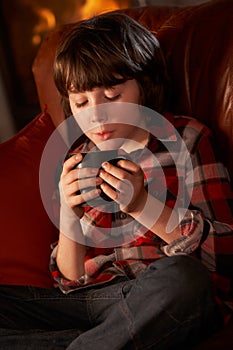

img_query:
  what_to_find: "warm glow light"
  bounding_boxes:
[31,1,131,46]
[34,8,56,33]
[32,34,41,45]
[32,8,56,46]
[79,0,122,19]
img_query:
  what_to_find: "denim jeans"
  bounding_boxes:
[0,255,222,350]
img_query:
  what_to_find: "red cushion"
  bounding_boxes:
[0,112,59,288]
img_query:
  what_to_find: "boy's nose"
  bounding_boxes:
[91,105,108,124]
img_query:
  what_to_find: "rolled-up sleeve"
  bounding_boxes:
[162,209,204,255]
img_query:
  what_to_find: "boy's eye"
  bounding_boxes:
[75,100,88,108]
[105,94,121,101]
[105,85,122,101]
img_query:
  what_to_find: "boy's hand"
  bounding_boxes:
[59,153,102,216]
[99,159,147,214]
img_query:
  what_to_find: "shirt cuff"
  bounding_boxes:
[162,209,204,256]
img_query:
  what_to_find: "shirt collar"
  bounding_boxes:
[149,112,177,142]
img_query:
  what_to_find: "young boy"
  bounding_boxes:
[1,12,232,350]
[50,12,233,349]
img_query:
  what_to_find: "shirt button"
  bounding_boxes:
[119,213,127,220]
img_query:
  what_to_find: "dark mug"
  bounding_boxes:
[66,150,131,206]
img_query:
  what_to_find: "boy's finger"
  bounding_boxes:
[62,153,83,174]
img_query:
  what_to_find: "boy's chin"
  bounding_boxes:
[96,138,126,151]
[96,138,145,153]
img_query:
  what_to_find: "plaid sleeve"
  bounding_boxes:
[49,242,87,294]
[184,119,233,278]
[162,209,204,256]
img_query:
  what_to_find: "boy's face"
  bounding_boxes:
[68,79,149,151]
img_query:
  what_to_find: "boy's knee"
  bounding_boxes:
[148,255,213,298]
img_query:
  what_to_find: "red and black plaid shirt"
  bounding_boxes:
[50,114,233,323]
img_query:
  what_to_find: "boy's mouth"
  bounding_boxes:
[94,131,113,140]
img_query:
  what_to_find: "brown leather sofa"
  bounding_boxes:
[0,0,232,348]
